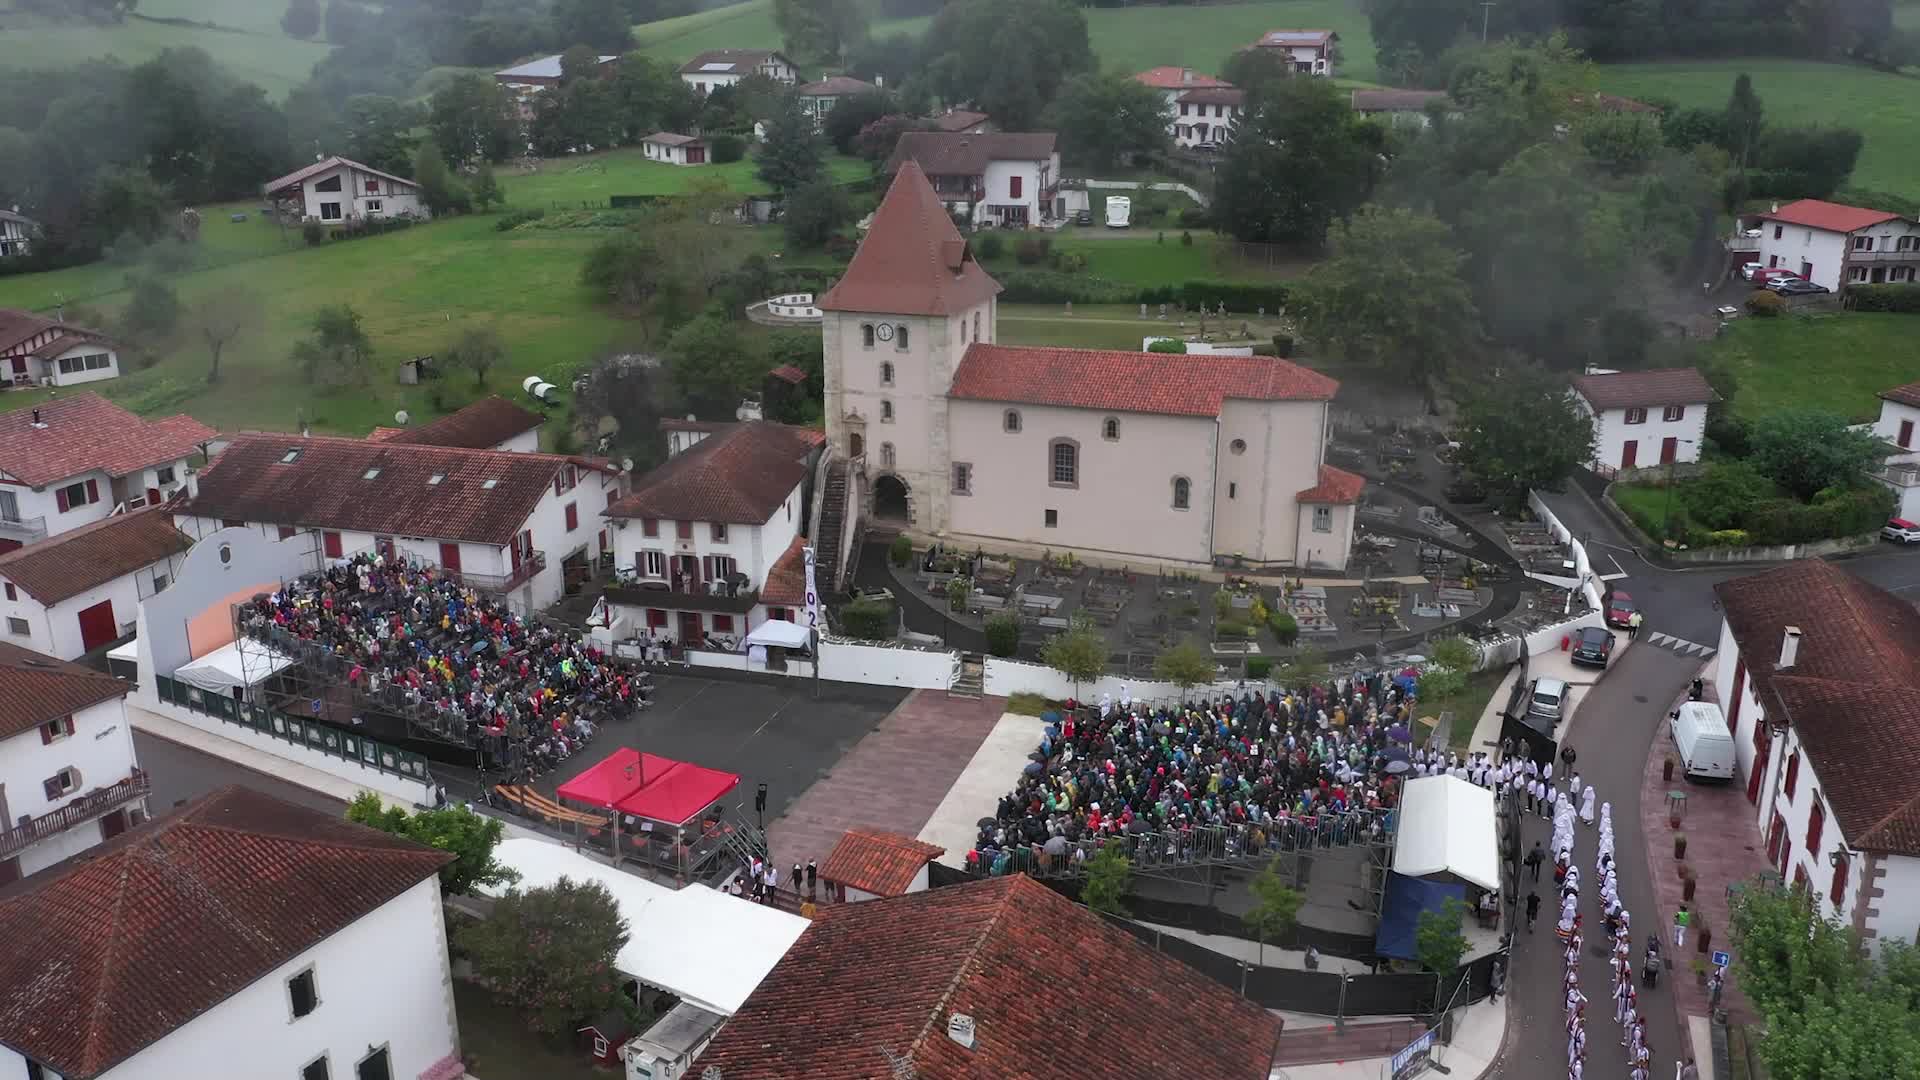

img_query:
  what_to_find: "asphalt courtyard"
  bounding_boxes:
[134,728,347,817]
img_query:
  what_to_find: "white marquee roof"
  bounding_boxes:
[1392,775,1499,891]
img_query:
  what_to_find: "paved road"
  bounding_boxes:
[1493,644,1699,1080]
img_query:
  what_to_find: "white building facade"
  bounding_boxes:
[1,309,121,388]
[1739,198,1920,291]
[0,392,211,550]
[264,157,426,224]
[1570,367,1716,474]
[642,133,709,166]
[1869,381,1920,519]
[0,210,34,258]
[0,507,190,659]
[1250,30,1337,75]
[677,49,798,95]
[0,654,143,884]
[889,133,1063,228]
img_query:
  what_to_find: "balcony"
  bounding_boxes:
[1872,462,1920,489]
[1725,232,1761,253]
[449,550,546,596]
[0,513,47,546]
[606,578,761,615]
[1848,248,1920,263]
[0,769,151,861]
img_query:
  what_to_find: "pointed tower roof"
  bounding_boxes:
[818,161,1002,317]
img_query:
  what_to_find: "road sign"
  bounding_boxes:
[1711,950,1731,968]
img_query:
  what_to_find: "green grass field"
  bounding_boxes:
[1597,60,1920,200]
[137,0,315,36]
[505,148,869,206]
[1707,311,1920,422]
[0,9,333,98]
[998,302,1292,350]
[633,1,928,64]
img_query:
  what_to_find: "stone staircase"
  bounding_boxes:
[814,460,849,597]
[949,652,984,699]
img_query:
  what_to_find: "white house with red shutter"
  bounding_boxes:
[1711,560,1920,953]
[0,507,191,659]
[602,420,824,648]
[1570,367,1717,474]
[886,132,1062,228]
[1133,68,1241,148]
[1869,379,1920,520]
[1730,198,1920,291]
[264,156,426,225]
[0,642,146,884]
[0,392,213,552]
[174,434,621,612]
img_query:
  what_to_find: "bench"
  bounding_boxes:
[494,785,609,829]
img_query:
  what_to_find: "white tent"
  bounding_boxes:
[171,638,296,695]
[744,619,810,650]
[482,838,806,1015]
[1392,775,1499,892]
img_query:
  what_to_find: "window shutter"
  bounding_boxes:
[1784,752,1798,799]
[1807,800,1823,854]
[324,531,343,558]
[554,474,563,495]
[56,487,69,513]
[62,716,74,737]
[44,776,61,800]
[40,722,52,745]
[85,479,98,503]
[1830,852,1848,906]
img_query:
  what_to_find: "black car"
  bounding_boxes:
[1074,209,1092,226]
[1570,625,1616,668]
[1767,277,1831,296]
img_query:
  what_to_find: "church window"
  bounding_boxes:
[1102,417,1120,441]
[1049,439,1078,487]
[1172,477,1190,509]
[1003,410,1022,433]
[896,324,909,350]
[880,361,894,386]
[861,323,875,348]
[880,399,894,423]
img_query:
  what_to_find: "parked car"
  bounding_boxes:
[1570,626,1616,668]
[1074,209,1092,226]
[1768,277,1831,296]
[1604,590,1637,629]
[1751,268,1800,285]
[1738,262,1762,280]
[1526,677,1568,727]
[1882,517,1920,544]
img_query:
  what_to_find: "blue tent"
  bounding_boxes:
[1375,871,1467,960]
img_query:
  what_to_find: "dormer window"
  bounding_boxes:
[281,448,302,464]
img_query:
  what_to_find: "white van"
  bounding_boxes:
[1105,195,1131,228]
[1526,677,1568,728]
[1670,701,1736,780]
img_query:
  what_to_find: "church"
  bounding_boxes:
[819,161,1362,572]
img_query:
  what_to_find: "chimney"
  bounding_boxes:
[30,408,42,427]
[1182,68,1194,84]
[1779,626,1802,670]
[1770,201,1779,213]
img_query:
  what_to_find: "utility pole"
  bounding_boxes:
[1480,1,1496,43]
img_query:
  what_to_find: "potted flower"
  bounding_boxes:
[1680,864,1697,902]
[1674,833,1687,859]
[1691,957,1710,987]
[1663,755,1677,782]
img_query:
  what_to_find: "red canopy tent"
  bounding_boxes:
[557,748,742,828]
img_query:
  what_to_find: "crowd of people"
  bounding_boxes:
[968,672,1423,877]
[238,552,648,775]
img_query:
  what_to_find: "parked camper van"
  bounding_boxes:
[1105,196,1131,228]
[1669,701,1736,780]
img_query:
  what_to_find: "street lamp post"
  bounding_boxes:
[1659,438,1699,543]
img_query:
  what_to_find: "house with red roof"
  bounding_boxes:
[1868,379,1920,519]
[1,308,122,389]
[602,420,825,648]
[818,828,944,901]
[0,786,463,1079]
[820,162,1363,571]
[1134,68,1245,148]
[1569,366,1718,474]
[1733,198,1920,292]
[1249,29,1338,75]
[1711,561,1920,952]
[887,132,1063,228]
[0,506,191,658]
[264,156,426,225]
[0,392,214,551]
[0,641,144,884]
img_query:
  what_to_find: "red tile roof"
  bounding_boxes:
[768,364,808,385]
[760,536,808,606]
[1879,380,1920,409]
[697,875,1281,1079]
[931,110,989,132]
[887,131,1058,177]
[0,309,63,354]
[1570,367,1718,411]
[819,829,944,897]
[0,641,129,741]
[1353,89,1451,112]
[186,433,608,545]
[1714,560,1920,855]
[262,156,416,197]
[819,161,1003,317]
[797,76,877,97]
[382,395,545,450]
[0,506,190,605]
[606,421,822,525]
[365,426,406,441]
[1135,66,1231,90]
[0,786,451,1079]
[1297,464,1367,505]
[951,343,1339,417]
[0,393,215,488]
[1758,198,1905,235]
[676,49,792,76]
[643,131,702,147]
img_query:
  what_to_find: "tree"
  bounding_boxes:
[1242,858,1304,965]
[854,114,927,164]
[428,74,517,167]
[346,791,519,897]
[469,160,503,212]
[1415,897,1469,996]
[189,288,259,384]
[782,177,854,248]
[1040,616,1107,700]
[1152,640,1216,696]
[1289,206,1479,412]
[553,0,634,53]
[324,0,378,47]
[773,0,868,63]
[757,97,824,194]
[1219,48,1298,103]
[1081,845,1132,916]
[823,90,897,156]
[454,877,630,1036]
[1429,636,1479,674]
[1276,645,1328,688]
[282,0,322,39]
[290,303,374,385]
[119,275,180,341]
[1046,71,1169,172]
[924,0,1091,127]
[663,314,765,416]
[1730,879,1920,1080]
[1746,409,1886,501]
[345,94,421,177]
[1452,368,1596,498]
[1213,76,1383,247]
[411,139,470,216]
[1724,72,1764,170]
[581,232,664,311]
[446,326,505,387]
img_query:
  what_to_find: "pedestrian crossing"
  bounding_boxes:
[1642,631,1715,659]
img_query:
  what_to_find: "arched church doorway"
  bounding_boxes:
[873,474,911,523]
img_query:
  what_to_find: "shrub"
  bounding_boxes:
[1175,280,1289,312]
[1746,289,1786,317]
[985,612,1020,657]
[1269,611,1298,644]
[301,221,324,246]
[837,598,893,640]
[1707,529,1751,547]
[1245,656,1273,679]
[973,230,1004,260]
[1014,234,1053,265]
[1845,283,1920,313]
[1180,230,1194,247]
[888,534,913,566]
[1049,250,1089,273]
[1216,617,1249,638]
[1178,206,1211,228]
[1147,338,1187,354]
[1273,334,1294,357]
[995,270,1136,304]
[494,208,546,231]
[710,134,746,163]
[1680,460,1774,530]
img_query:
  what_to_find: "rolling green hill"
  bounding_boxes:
[0,8,332,97]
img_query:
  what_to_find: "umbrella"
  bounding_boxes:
[1043,835,1069,856]
[1023,761,1044,776]
[977,817,998,830]
[1387,724,1412,743]
[1379,746,1410,764]
[1386,760,1413,775]
[1028,751,1046,761]
[1127,818,1149,834]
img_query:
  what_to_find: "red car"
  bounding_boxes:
[1605,590,1637,629]
[1751,268,1801,286]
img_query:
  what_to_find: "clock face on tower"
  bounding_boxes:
[875,323,895,342]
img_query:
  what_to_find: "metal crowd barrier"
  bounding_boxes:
[154,673,433,785]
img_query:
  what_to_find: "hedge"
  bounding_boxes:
[1137,280,1290,312]
[1739,487,1891,546]
[837,598,893,640]
[1845,283,1920,313]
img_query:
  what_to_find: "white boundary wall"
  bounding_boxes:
[981,656,1244,702]
[678,639,954,689]
[1528,490,1605,610]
